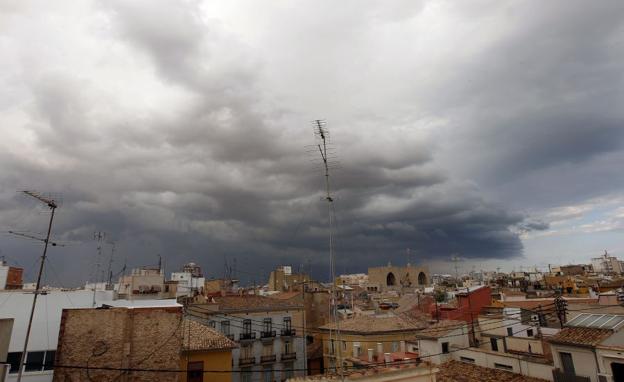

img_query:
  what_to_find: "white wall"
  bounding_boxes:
[0,266,8,290]
[551,343,599,382]
[453,348,554,381]
[418,327,469,365]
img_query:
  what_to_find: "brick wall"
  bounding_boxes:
[53,306,183,382]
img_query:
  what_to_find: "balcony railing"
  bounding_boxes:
[552,370,591,382]
[261,330,276,339]
[240,332,256,341]
[239,356,256,366]
[281,352,297,361]
[260,354,276,363]
[280,328,296,337]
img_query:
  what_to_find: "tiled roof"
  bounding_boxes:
[547,327,613,347]
[437,360,548,382]
[268,291,302,300]
[319,314,428,334]
[210,295,302,311]
[182,319,238,351]
[415,320,467,339]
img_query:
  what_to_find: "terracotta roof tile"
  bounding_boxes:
[437,360,548,382]
[210,295,302,311]
[183,319,238,351]
[319,314,428,334]
[547,327,612,347]
[415,320,467,339]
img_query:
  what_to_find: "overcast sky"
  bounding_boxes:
[2,1,624,285]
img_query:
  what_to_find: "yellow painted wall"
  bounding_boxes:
[320,331,414,368]
[180,350,232,382]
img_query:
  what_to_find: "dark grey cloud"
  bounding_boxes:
[0,0,621,285]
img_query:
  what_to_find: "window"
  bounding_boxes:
[221,320,230,335]
[25,351,44,372]
[7,352,21,374]
[391,341,399,352]
[330,340,335,354]
[441,342,449,354]
[187,361,203,382]
[527,329,534,337]
[208,320,216,328]
[460,356,475,364]
[263,365,273,382]
[243,319,252,334]
[44,351,55,371]
[263,343,273,357]
[283,316,292,330]
[507,327,513,336]
[490,337,499,352]
[241,368,252,382]
[284,339,291,354]
[242,344,253,358]
[263,317,272,333]
[342,341,347,351]
[560,352,575,375]
[494,363,513,371]
[353,342,361,356]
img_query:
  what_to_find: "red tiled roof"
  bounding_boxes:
[415,320,467,339]
[547,327,613,347]
[182,319,238,351]
[320,314,428,334]
[437,360,548,382]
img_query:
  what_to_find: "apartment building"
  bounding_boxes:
[188,295,306,382]
[318,314,427,371]
[0,261,23,290]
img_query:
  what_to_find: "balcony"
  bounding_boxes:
[261,330,276,339]
[260,354,276,363]
[239,332,256,341]
[281,352,297,361]
[552,370,591,382]
[280,328,296,337]
[239,356,256,366]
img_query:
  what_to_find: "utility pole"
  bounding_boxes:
[314,120,344,381]
[16,191,58,382]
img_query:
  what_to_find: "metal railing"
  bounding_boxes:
[239,356,256,366]
[281,352,297,361]
[280,328,296,336]
[239,332,256,341]
[260,330,276,339]
[260,354,276,363]
[552,369,591,382]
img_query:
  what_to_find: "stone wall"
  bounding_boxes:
[368,264,429,291]
[53,306,183,382]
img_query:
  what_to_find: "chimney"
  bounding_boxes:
[384,353,392,364]
[353,344,360,358]
[400,340,406,352]
[367,348,374,362]
[376,342,383,359]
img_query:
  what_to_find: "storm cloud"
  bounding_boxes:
[1,1,623,284]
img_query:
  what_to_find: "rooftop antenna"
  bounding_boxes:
[451,254,461,286]
[16,191,58,382]
[92,231,106,307]
[406,248,411,266]
[313,119,344,380]
[106,240,116,289]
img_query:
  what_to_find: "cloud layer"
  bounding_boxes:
[1,1,623,284]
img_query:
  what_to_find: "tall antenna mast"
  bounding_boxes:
[313,120,344,380]
[106,240,116,289]
[92,231,106,307]
[451,254,461,287]
[16,191,58,382]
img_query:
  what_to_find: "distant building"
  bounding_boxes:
[414,320,469,365]
[117,266,172,300]
[367,264,429,292]
[189,295,306,382]
[335,274,368,288]
[0,261,23,290]
[171,262,205,297]
[268,266,310,292]
[591,251,624,275]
